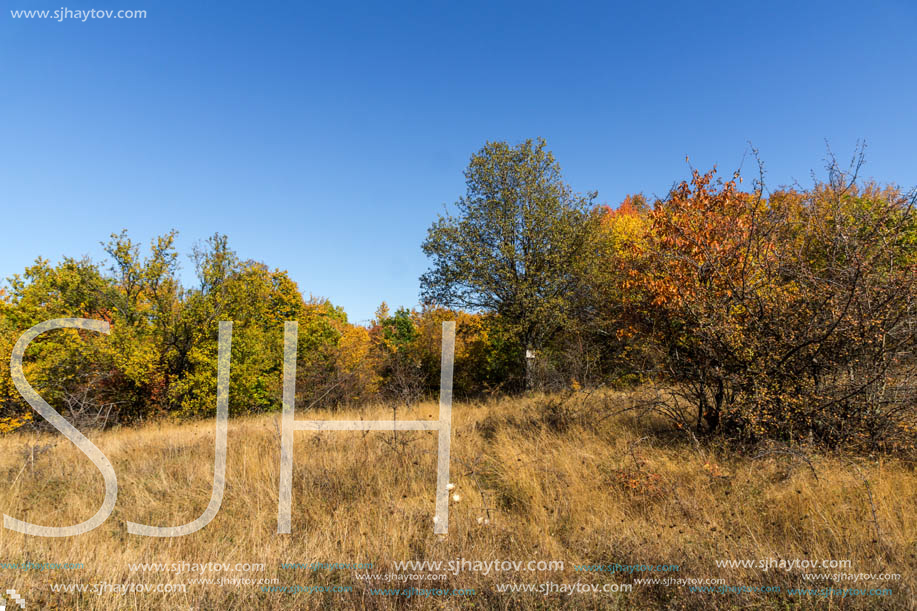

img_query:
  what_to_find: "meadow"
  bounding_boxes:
[0,390,913,610]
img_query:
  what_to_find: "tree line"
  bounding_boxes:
[2,139,915,452]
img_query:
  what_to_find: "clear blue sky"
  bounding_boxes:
[2,0,915,324]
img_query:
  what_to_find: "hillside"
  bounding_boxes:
[0,390,913,610]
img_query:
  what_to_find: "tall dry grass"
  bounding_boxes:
[0,390,913,609]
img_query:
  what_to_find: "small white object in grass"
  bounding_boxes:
[452,493,461,502]
[433,516,439,524]
[477,517,484,524]
[484,518,490,525]
[446,483,456,491]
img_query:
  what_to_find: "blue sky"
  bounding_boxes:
[2,0,915,324]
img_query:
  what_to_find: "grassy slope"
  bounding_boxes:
[0,391,914,610]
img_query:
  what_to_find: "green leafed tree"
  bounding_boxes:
[420,138,599,389]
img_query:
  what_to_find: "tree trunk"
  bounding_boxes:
[524,346,534,391]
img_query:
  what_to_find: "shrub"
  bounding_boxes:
[619,161,917,450]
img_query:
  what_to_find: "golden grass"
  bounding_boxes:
[0,391,914,610]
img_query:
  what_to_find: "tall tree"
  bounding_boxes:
[420,138,598,389]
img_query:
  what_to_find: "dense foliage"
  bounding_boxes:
[420,138,599,389]
[0,234,515,428]
[2,141,914,452]
[611,168,917,450]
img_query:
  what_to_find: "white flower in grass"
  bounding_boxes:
[477,517,484,525]
[452,493,461,502]
[446,483,456,491]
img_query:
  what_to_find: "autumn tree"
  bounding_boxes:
[620,158,917,450]
[420,138,599,389]
[0,231,376,424]
[370,304,425,405]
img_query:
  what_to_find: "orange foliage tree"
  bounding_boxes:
[618,163,917,449]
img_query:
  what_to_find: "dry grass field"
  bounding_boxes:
[0,390,914,610]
